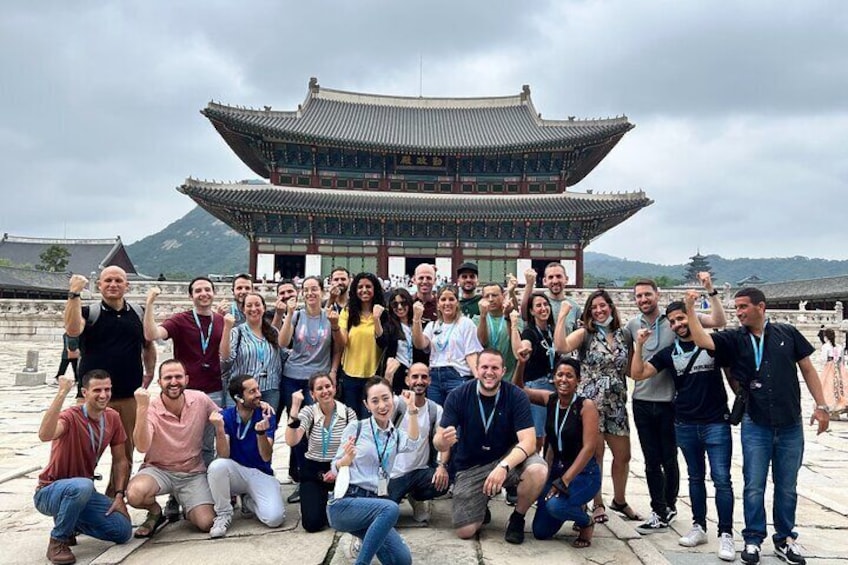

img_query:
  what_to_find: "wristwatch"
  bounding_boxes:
[498,461,510,473]
[708,289,719,296]
[68,292,81,299]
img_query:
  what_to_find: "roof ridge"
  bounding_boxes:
[1,235,120,245]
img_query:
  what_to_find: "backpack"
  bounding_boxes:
[85,301,144,326]
[306,402,353,437]
[392,399,440,466]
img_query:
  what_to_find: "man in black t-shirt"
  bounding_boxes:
[434,349,547,544]
[631,299,736,561]
[686,288,829,565]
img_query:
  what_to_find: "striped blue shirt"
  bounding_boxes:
[224,325,283,392]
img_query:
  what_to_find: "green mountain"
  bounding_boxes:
[127,206,848,284]
[127,206,248,279]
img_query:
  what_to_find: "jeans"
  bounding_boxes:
[675,421,734,535]
[387,466,449,503]
[426,366,467,406]
[741,415,803,545]
[633,399,679,516]
[327,495,412,565]
[34,478,132,544]
[207,459,285,527]
[281,376,313,483]
[532,459,601,539]
[342,376,369,419]
[526,377,555,437]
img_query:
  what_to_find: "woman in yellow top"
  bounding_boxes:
[336,272,387,417]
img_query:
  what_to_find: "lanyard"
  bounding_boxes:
[487,313,505,339]
[434,321,457,351]
[236,410,254,441]
[555,396,576,453]
[535,325,554,373]
[402,324,413,364]
[321,408,338,457]
[247,330,268,366]
[476,384,501,436]
[301,311,326,346]
[639,314,662,349]
[82,405,105,463]
[749,322,768,372]
[192,308,214,355]
[370,418,394,474]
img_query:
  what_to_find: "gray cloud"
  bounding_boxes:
[0,0,845,265]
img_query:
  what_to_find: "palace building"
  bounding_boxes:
[179,78,651,284]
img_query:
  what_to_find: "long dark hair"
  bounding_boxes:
[347,272,386,327]
[383,288,413,344]
[580,289,621,334]
[524,293,552,327]
[244,292,279,348]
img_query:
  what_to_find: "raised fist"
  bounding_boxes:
[146,287,161,304]
[291,389,304,408]
[517,342,532,362]
[223,313,236,326]
[636,327,652,345]
[134,387,150,408]
[327,308,339,326]
[401,389,416,409]
[684,289,699,309]
[57,375,76,394]
[255,413,271,433]
[509,310,521,324]
[286,297,297,312]
[524,268,537,286]
[698,272,714,292]
[479,298,490,314]
[440,425,459,448]
[216,299,231,316]
[385,357,401,377]
[69,274,88,293]
[209,411,224,428]
[412,301,425,319]
[373,304,385,320]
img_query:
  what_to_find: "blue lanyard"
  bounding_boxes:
[321,408,338,457]
[247,330,268,366]
[82,405,105,463]
[487,313,505,339]
[555,396,576,453]
[236,410,254,441]
[639,314,662,349]
[535,325,554,372]
[476,384,501,436]
[370,418,395,474]
[403,324,413,363]
[749,322,768,372]
[301,311,326,346]
[434,321,457,351]
[192,308,214,355]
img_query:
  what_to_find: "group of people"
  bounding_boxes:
[37,261,829,565]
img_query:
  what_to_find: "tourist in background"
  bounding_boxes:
[412,284,483,405]
[221,292,283,410]
[820,328,847,418]
[554,289,637,524]
[378,288,415,395]
[54,332,80,383]
[337,272,387,418]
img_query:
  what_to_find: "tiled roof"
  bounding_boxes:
[0,265,69,291]
[178,179,652,222]
[756,275,848,302]
[202,80,633,154]
[0,235,137,275]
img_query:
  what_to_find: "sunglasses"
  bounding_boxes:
[391,301,409,309]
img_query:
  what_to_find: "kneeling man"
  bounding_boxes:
[207,374,285,538]
[35,371,132,564]
[127,360,219,536]
[435,349,547,544]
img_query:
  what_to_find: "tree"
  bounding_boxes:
[684,251,713,283]
[624,274,683,288]
[37,245,71,272]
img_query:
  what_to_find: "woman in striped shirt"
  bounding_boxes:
[221,292,283,410]
[285,373,357,532]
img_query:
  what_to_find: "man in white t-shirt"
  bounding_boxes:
[387,363,451,522]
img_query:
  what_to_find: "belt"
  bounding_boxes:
[345,485,382,498]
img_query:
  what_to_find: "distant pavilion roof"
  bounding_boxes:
[202,78,633,156]
[0,234,138,276]
[178,178,651,223]
[757,275,848,303]
[0,265,68,294]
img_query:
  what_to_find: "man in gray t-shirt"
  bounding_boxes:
[624,273,726,532]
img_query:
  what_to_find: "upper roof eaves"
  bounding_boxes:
[203,79,632,153]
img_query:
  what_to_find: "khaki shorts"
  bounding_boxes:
[137,466,214,513]
[452,453,547,528]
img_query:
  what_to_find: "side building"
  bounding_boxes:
[180,78,651,284]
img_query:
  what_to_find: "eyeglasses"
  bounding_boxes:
[391,301,408,309]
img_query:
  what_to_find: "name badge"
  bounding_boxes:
[377,476,388,497]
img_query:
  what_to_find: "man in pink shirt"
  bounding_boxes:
[126,360,221,537]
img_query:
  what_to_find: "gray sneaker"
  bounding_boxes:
[717,533,736,561]
[408,496,431,523]
[240,494,256,519]
[209,513,232,539]
[774,538,806,565]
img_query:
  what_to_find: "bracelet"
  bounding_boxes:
[288,418,301,429]
[708,289,719,297]
[331,328,340,332]
[68,292,81,299]
[513,445,530,460]
[815,405,828,411]
[408,408,420,415]
[114,490,125,497]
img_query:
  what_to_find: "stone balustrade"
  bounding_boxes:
[1,285,842,344]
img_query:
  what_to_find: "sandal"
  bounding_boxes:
[592,504,608,524]
[609,499,642,521]
[134,511,167,538]
[572,523,594,548]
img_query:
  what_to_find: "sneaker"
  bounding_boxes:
[774,538,806,565]
[46,537,76,565]
[408,496,431,523]
[209,513,232,539]
[741,543,761,564]
[636,512,669,535]
[286,484,301,504]
[678,523,708,547]
[665,507,678,524]
[505,485,518,506]
[504,512,525,544]
[345,536,361,561]
[483,506,492,525]
[240,494,256,519]
[718,533,736,561]
[164,496,181,523]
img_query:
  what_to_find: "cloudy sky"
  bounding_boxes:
[1,0,845,264]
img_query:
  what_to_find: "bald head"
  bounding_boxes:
[98,266,129,303]
[406,362,431,397]
[414,264,436,297]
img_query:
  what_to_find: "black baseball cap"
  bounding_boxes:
[456,262,478,275]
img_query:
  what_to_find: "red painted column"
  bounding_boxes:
[575,245,584,288]
[249,240,258,279]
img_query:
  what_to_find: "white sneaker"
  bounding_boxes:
[409,496,431,523]
[678,523,708,547]
[345,536,361,561]
[718,533,736,561]
[240,494,256,518]
[209,513,232,539]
